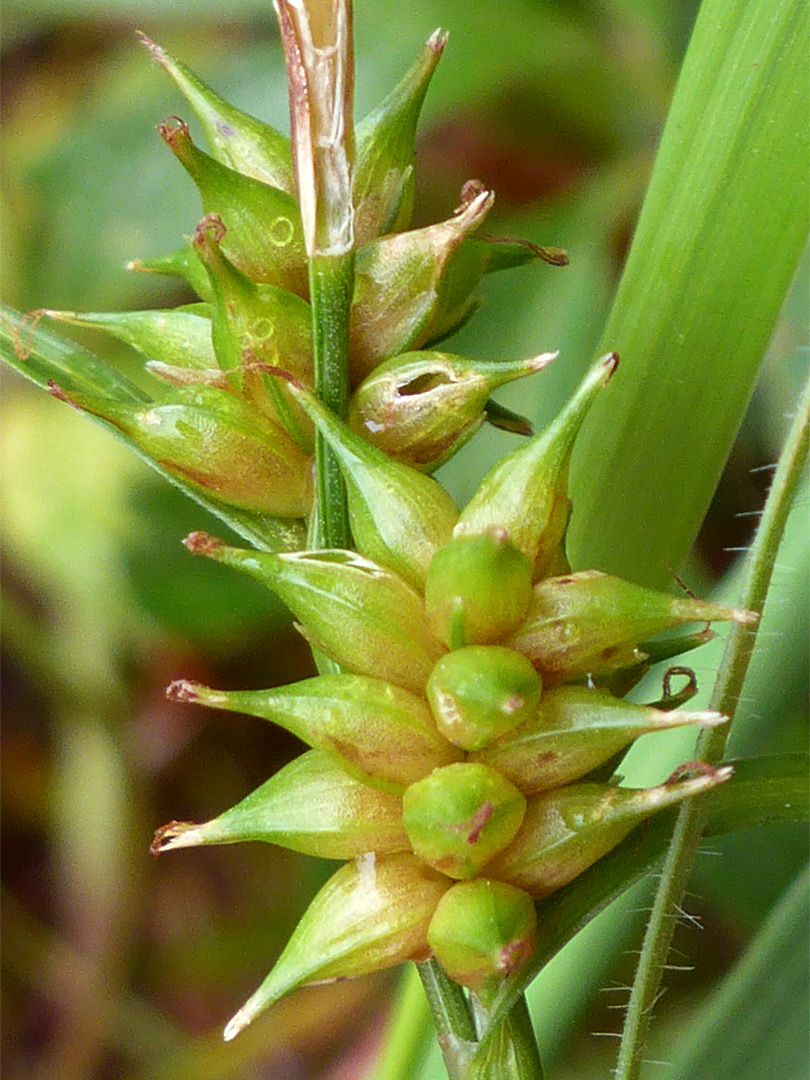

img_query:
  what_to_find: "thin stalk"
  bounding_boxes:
[614,373,810,1080]
[470,992,545,1080]
[417,959,477,1078]
[309,251,353,549]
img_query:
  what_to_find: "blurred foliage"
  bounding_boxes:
[1,0,806,1078]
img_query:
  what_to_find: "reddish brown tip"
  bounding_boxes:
[182,530,224,556]
[166,678,205,703]
[150,820,196,856]
[242,358,304,393]
[427,28,450,54]
[664,760,728,786]
[47,380,79,408]
[194,213,227,245]
[159,116,190,144]
[603,351,620,379]
[135,30,162,58]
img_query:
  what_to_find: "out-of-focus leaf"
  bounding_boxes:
[668,866,809,1080]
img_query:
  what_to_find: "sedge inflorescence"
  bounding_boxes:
[32,2,755,1043]
[151,347,750,1039]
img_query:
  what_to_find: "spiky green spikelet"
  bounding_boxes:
[43,25,566,528]
[29,6,754,1042]
[153,355,754,1036]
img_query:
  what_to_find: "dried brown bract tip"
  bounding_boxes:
[182,531,225,556]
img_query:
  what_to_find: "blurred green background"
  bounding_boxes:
[1,1,807,1078]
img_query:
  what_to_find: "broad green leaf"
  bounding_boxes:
[568,0,810,589]
[702,753,809,838]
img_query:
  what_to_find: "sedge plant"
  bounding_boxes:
[1,0,807,1077]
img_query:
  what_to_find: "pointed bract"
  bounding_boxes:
[489,767,733,896]
[45,306,216,371]
[139,32,295,192]
[353,29,447,245]
[160,117,307,294]
[349,188,494,382]
[474,685,726,794]
[456,353,618,576]
[51,383,312,515]
[223,852,450,1040]
[127,246,213,301]
[167,674,460,789]
[151,749,408,858]
[510,570,758,684]
[184,540,445,694]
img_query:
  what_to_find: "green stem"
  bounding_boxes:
[614,373,810,1080]
[309,251,353,549]
[417,959,477,1078]
[470,992,545,1080]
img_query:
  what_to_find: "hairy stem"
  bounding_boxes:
[615,372,810,1080]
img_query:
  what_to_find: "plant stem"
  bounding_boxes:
[417,959,477,1078]
[309,251,353,549]
[614,373,810,1080]
[470,992,545,1080]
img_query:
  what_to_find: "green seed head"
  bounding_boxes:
[427,645,543,750]
[402,762,527,879]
